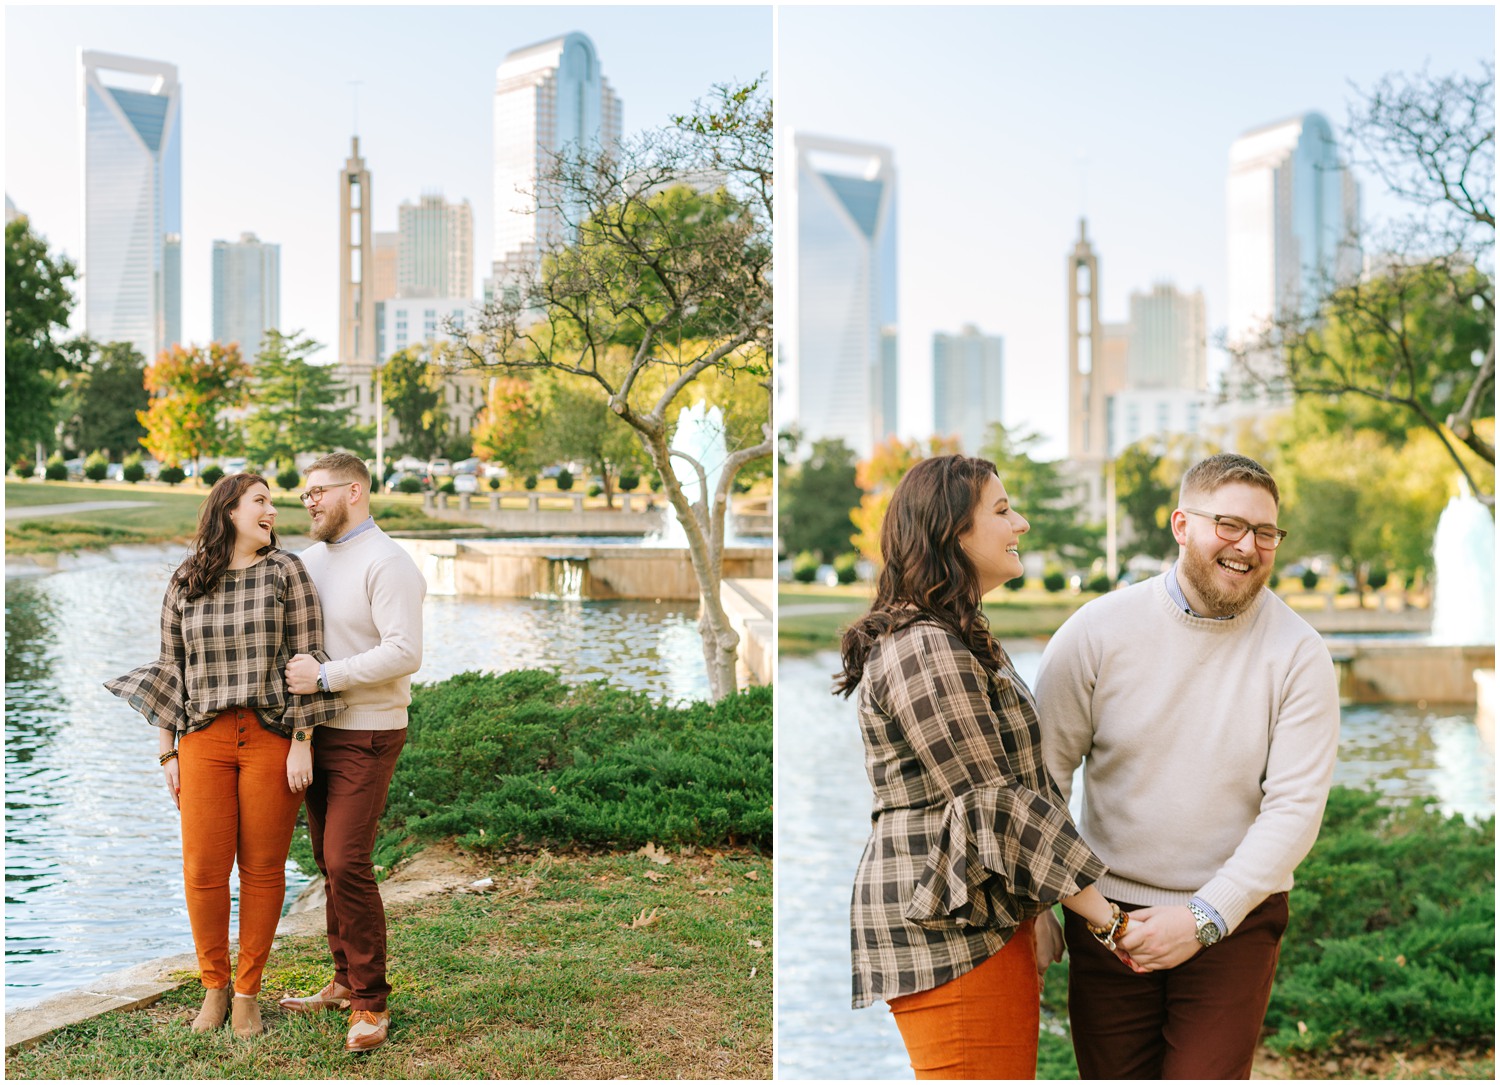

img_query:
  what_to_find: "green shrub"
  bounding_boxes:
[618,469,640,492]
[792,551,819,583]
[524,474,538,490]
[373,671,771,862]
[122,453,145,484]
[1366,565,1389,592]
[588,483,603,498]
[488,476,500,491]
[83,450,110,482]
[200,465,225,487]
[397,476,424,494]
[1042,567,1067,593]
[1085,572,1112,594]
[438,479,456,495]
[1302,567,1320,591]
[1004,573,1026,591]
[275,467,301,492]
[833,552,859,585]
[158,464,186,486]
[12,455,34,478]
[555,468,574,491]
[44,452,68,481]
[1268,571,1281,590]
[649,473,662,493]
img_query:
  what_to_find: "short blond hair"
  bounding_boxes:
[305,452,371,490]
[1180,452,1280,508]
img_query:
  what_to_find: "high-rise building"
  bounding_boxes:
[396,193,473,300]
[1226,112,1360,361]
[338,136,375,366]
[79,50,182,362]
[1125,283,1207,391]
[5,194,20,224]
[212,233,280,361]
[932,325,1004,455]
[372,231,399,304]
[1066,219,1128,465]
[491,32,621,287]
[786,133,898,460]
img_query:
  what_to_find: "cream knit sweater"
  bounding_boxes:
[299,522,427,731]
[1034,573,1340,933]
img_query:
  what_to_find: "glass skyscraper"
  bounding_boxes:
[786,134,898,460]
[80,50,181,363]
[211,233,280,361]
[490,32,621,287]
[932,325,1004,455]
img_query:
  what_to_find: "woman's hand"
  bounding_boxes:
[287,739,314,793]
[162,759,181,809]
[1035,908,1065,976]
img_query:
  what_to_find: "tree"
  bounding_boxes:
[450,79,772,702]
[60,340,149,460]
[850,435,963,565]
[780,438,861,559]
[535,373,642,507]
[139,342,251,472]
[243,330,369,470]
[6,217,78,462]
[1230,63,1495,503]
[1114,437,1197,561]
[979,423,1102,568]
[381,346,449,461]
[471,374,542,476]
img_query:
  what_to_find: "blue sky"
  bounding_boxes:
[6,4,771,359]
[778,4,1494,457]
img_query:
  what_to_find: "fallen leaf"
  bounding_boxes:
[747,938,763,948]
[622,907,662,930]
[1395,954,1407,967]
[679,844,698,857]
[696,887,734,896]
[743,870,760,881]
[469,877,494,889]
[642,870,668,882]
[749,967,757,979]
[635,842,672,865]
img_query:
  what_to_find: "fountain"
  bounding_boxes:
[1430,491,1496,645]
[654,401,751,547]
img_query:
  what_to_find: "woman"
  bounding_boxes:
[106,473,342,1037]
[835,455,1133,1079]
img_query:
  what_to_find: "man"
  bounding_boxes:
[1033,452,1340,1079]
[277,452,426,1053]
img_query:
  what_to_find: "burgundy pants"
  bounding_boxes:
[304,726,406,1012]
[1063,893,1289,1079]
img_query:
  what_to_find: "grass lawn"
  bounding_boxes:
[4,481,447,555]
[5,848,772,1080]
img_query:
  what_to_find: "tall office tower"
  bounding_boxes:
[338,135,375,366]
[396,193,473,299]
[372,231,399,304]
[786,134,898,460]
[5,194,19,224]
[1067,219,1128,464]
[211,232,280,360]
[932,325,1004,454]
[79,51,182,363]
[1226,112,1360,382]
[491,32,622,287]
[1125,282,1207,390]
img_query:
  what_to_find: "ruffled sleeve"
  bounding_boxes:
[879,623,1106,931]
[275,553,344,730]
[104,580,188,732]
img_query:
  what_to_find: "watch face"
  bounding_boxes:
[1197,921,1222,946]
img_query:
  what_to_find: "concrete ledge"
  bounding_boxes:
[721,579,774,688]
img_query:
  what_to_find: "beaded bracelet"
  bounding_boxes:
[158,749,179,766]
[1085,902,1129,951]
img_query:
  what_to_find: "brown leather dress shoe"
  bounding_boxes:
[345,1009,390,1053]
[277,980,353,1013]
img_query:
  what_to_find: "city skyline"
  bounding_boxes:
[6,5,770,362]
[779,5,1493,459]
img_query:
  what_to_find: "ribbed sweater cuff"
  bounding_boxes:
[322,707,408,731]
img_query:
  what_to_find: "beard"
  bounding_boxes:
[310,499,352,543]
[1179,539,1271,616]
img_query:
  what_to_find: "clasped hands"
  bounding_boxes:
[285,653,321,695]
[1035,904,1203,978]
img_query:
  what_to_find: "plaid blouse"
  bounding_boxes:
[850,620,1107,1008]
[105,550,343,738]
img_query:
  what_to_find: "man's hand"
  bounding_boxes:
[1115,905,1203,970]
[1035,908,1065,977]
[285,653,321,695]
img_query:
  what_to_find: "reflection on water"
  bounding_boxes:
[5,554,707,1010]
[775,649,1496,1081]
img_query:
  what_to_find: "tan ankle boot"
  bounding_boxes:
[231,994,264,1037]
[191,986,231,1032]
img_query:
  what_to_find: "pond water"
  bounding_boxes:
[775,648,1494,1081]
[4,552,708,1011]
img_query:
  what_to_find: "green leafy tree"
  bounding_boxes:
[536,374,641,508]
[780,438,861,559]
[452,79,772,702]
[980,422,1102,568]
[381,346,449,461]
[5,217,79,462]
[471,375,541,475]
[850,435,964,565]
[60,340,149,460]
[1113,438,1198,561]
[243,330,369,470]
[139,342,251,474]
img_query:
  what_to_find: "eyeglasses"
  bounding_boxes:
[1182,508,1288,549]
[299,482,355,505]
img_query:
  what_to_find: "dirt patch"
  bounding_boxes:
[545,991,770,1080]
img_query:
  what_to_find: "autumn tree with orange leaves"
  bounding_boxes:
[138,342,251,474]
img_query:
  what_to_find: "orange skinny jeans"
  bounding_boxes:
[177,708,304,994]
[887,918,1042,1080]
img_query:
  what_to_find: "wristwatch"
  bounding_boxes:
[293,729,311,743]
[316,669,329,693]
[1188,901,1223,947]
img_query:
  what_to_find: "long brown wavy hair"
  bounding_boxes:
[834,455,1005,697]
[171,473,280,601]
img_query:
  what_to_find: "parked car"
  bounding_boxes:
[220,457,248,476]
[428,459,452,477]
[453,457,480,475]
[384,471,418,492]
[453,473,479,494]
[482,462,507,479]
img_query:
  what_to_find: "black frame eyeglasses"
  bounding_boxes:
[299,482,355,505]
[1181,508,1288,550]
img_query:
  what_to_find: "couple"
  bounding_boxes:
[839,452,1341,1079]
[106,453,426,1052]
